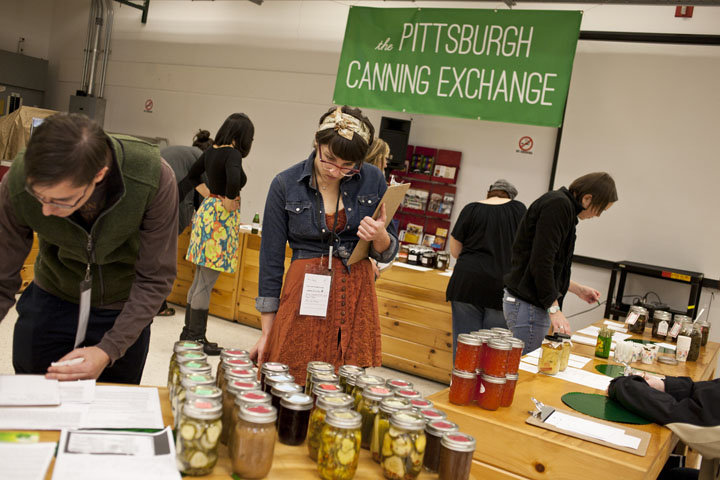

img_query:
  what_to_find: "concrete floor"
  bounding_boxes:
[0,299,446,397]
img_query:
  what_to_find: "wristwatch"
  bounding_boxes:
[547,305,560,314]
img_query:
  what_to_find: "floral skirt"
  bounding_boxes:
[186,196,240,274]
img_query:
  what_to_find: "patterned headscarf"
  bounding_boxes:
[316,107,371,144]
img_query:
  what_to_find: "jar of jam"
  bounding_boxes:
[626,305,648,334]
[358,386,393,449]
[385,378,414,392]
[231,404,277,479]
[501,373,519,407]
[559,335,572,372]
[351,374,385,409]
[271,382,304,412]
[435,252,450,271]
[171,351,208,400]
[168,340,203,391]
[420,251,436,268]
[698,319,711,346]
[483,339,511,377]
[278,392,314,445]
[174,373,215,428]
[454,333,482,372]
[176,398,222,476]
[308,393,354,461]
[263,373,295,394]
[595,327,613,360]
[687,323,703,362]
[506,338,524,374]
[216,351,251,390]
[381,410,426,480]
[370,397,412,463]
[312,383,344,402]
[410,398,433,410]
[394,389,422,402]
[449,369,476,406]
[306,361,335,394]
[423,419,458,472]
[490,327,512,337]
[539,335,563,374]
[338,365,364,394]
[472,332,492,372]
[407,247,420,265]
[477,373,506,411]
[222,380,262,445]
[652,310,672,340]
[260,362,289,389]
[438,432,476,480]
[418,408,447,423]
[398,245,410,263]
[318,409,362,480]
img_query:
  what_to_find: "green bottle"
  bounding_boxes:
[595,326,613,359]
[251,212,260,234]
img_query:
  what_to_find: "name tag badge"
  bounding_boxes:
[300,273,332,317]
[75,276,92,348]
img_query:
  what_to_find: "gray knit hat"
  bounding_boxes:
[488,179,518,199]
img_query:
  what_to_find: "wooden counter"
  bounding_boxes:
[428,319,720,480]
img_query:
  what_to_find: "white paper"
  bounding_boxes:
[519,362,539,374]
[656,342,677,352]
[0,375,60,406]
[0,404,87,430]
[80,386,163,429]
[299,273,332,317]
[550,366,612,391]
[604,320,628,332]
[52,428,180,480]
[0,442,57,480]
[545,411,641,449]
[393,262,433,272]
[574,328,632,342]
[438,270,453,277]
[577,325,601,337]
[59,380,96,404]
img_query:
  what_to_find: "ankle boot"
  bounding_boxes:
[186,308,222,356]
[179,304,218,347]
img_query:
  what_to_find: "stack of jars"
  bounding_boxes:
[216,350,252,391]
[306,361,335,394]
[167,340,203,391]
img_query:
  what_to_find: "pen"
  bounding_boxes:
[51,357,85,367]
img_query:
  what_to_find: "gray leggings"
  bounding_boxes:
[186,265,221,310]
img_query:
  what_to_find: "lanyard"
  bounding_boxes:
[312,168,341,271]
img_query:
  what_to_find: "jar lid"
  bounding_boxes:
[306,361,335,374]
[235,390,272,406]
[653,310,672,320]
[223,358,254,369]
[441,432,476,452]
[325,408,362,429]
[173,340,203,353]
[481,373,507,385]
[183,398,222,420]
[674,314,692,323]
[338,365,364,378]
[313,383,343,396]
[316,393,354,410]
[395,389,422,400]
[390,410,425,430]
[271,383,303,397]
[488,339,512,351]
[220,348,250,361]
[265,373,295,387]
[697,319,710,326]
[410,399,433,410]
[426,419,459,435]
[657,355,679,365]
[419,408,447,422]
[457,333,482,346]
[311,372,340,384]
[509,338,525,349]
[261,362,289,374]
[226,368,256,381]
[238,404,277,423]
[227,380,261,395]
[280,392,314,411]
[180,373,215,388]
[177,351,208,363]
[490,327,513,336]
[629,305,649,315]
[452,368,476,380]
[354,374,385,389]
[379,397,412,414]
[362,386,393,401]
[386,379,414,390]
[505,373,519,381]
[179,361,212,375]
[187,385,222,403]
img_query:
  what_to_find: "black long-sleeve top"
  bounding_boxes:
[503,187,583,310]
[178,146,246,200]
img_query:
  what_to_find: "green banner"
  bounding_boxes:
[333,7,582,128]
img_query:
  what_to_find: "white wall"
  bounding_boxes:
[0,0,54,59]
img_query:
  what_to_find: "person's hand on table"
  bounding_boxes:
[550,310,572,335]
[357,204,387,242]
[46,346,110,380]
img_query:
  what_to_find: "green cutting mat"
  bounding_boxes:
[595,364,659,379]
[561,392,650,425]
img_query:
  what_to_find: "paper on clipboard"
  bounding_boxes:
[348,183,410,265]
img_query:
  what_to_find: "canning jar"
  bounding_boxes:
[698,319,711,346]
[394,389,422,402]
[278,392,314,445]
[186,384,222,407]
[490,327,513,337]
[483,339,511,377]
[338,365,364,394]
[594,327,613,359]
[652,310,672,340]
[173,361,212,419]
[454,333,482,372]
[381,410,426,480]
[271,382,304,412]
[225,368,257,387]
[263,373,295,394]
[171,351,208,400]
[448,369,476,406]
[626,305,648,334]
[370,397,412,463]
[168,341,203,391]
[216,352,251,391]
[420,251,436,268]
[307,393,354,461]
[306,361,335,395]
[507,338,524,374]
[318,409,362,480]
[312,383,344,402]
[231,404,277,479]
[438,432,476,480]
[227,389,272,453]
[174,373,215,428]
[358,386,393,449]
[176,398,222,476]
[418,408,447,423]
[385,378,414,392]
[687,323,703,362]
[407,247,420,265]
[667,314,690,342]
[351,374,385,409]
[560,337,572,372]
[435,252,450,271]
[501,373,519,407]
[539,335,563,374]
[477,374,506,411]
[221,380,262,445]
[410,399,433,411]
[423,419,458,473]
[260,362,289,389]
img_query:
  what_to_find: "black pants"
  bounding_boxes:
[13,283,151,385]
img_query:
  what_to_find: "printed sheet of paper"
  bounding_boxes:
[59,380,95,404]
[545,411,642,449]
[0,442,57,480]
[299,273,333,317]
[519,362,539,374]
[0,404,87,430]
[0,375,60,406]
[80,386,163,429]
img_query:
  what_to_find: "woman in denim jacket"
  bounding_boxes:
[251,106,398,381]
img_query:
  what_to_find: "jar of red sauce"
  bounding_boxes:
[506,338,524,375]
[482,339,511,377]
[500,373,519,407]
[477,374,506,411]
[449,369,476,406]
[454,334,482,372]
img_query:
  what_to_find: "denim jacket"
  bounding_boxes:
[256,151,398,313]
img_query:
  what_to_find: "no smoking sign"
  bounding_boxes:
[516,136,534,155]
[144,98,154,113]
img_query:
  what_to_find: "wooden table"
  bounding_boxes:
[428,319,719,480]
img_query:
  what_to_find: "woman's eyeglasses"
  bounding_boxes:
[318,149,360,177]
[25,183,91,209]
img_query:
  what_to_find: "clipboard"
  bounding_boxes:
[347,183,410,266]
[526,407,651,457]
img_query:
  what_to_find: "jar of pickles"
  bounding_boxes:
[418,408,447,423]
[483,339,511,377]
[652,310,672,340]
[271,382,304,412]
[338,365,364,394]
[501,373,519,407]
[308,393,354,461]
[423,420,458,473]
[168,340,203,390]
[170,351,208,399]
[260,362,289,389]
[176,398,222,476]
[278,392,314,445]
[312,383,344,402]
[174,373,215,428]
[231,404,277,479]
[173,361,212,419]
[385,378,414,392]
[449,369,476,406]
[477,373,506,411]
[381,410,426,480]
[351,374,385,409]
[318,409,362,480]
[559,335,572,372]
[438,432,476,480]
[358,386,393,449]
[454,334,482,372]
[306,361,335,394]
[263,373,295,394]
[394,389,422,402]
[186,384,222,407]
[507,338,524,374]
[216,352,251,390]
[370,397,412,463]
[626,305,648,334]
[539,335,563,375]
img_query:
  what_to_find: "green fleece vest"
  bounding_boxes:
[7,135,162,306]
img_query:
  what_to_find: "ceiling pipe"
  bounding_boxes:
[86,0,104,96]
[98,0,114,98]
[80,0,98,93]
